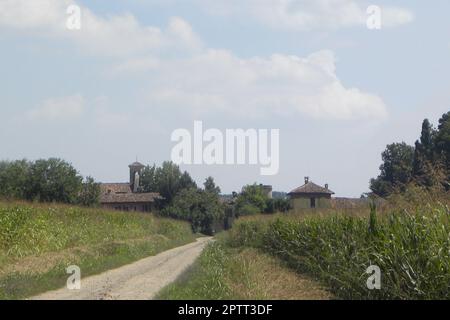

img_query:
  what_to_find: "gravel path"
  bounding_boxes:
[31,237,212,300]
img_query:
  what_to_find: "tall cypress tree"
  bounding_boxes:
[435,112,450,189]
[413,119,437,186]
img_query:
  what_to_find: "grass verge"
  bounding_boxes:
[156,241,332,300]
[0,201,195,299]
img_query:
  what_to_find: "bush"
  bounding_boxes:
[234,184,268,216]
[160,188,224,235]
[264,198,291,214]
[238,204,261,216]
[77,176,100,207]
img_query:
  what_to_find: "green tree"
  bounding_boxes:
[370,142,415,197]
[161,187,224,235]
[154,161,180,204]
[140,165,157,192]
[435,111,450,188]
[26,158,83,203]
[141,161,197,206]
[0,159,30,199]
[77,176,100,207]
[413,119,438,187]
[179,171,197,190]
[203,176,221,195]
[235,184,268,216]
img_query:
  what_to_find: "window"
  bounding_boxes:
[310,198,316,209]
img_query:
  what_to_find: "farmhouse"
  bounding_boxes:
[288,177,334,211]
[100,162,161,212]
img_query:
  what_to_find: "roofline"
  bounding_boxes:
[288,190,335,195]
[100,200,156,204]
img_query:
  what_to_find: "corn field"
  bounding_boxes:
[226,203,450,300]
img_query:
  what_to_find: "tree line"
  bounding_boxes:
[370,111,450,197]
[0,158,100,206]
[0,157,290,235]
[138,161,224,235]
[138,162,290,234]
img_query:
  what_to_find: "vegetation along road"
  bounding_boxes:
[31,237,212,300]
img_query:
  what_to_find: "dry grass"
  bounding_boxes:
[227,248,332,300]
[156,243,333,300]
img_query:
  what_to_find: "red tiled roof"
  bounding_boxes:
[100,183,161,204]
[100,192,161,204]
[288,181,334,195]
[101,183,132,194]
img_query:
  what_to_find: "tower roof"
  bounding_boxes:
[129,161,145,168]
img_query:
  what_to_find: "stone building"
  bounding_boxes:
[100,162,161,212]
[288,177,334,211]
[261,184,273,199]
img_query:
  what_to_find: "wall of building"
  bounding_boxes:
[290,194,332,211]
[101,202,154,213]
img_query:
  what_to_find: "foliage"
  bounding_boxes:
[140,161,197,206]
[234,184,291,216]
[160,184,225,235]
[435,111,450,188]
[371,112,450,196]
[0,158,99,206]
[370,143,415,197]
[204,176,221,195]
[0,201,194,259]
[224,202,450,300]
[0,201,195,299]
[0,160,30,199]
[234,184,268,216]
[130,163,224,234]
[77,176,101,207]
[25,158,82,203]
[265,198,291,214]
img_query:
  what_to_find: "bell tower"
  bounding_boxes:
[129,161,145,193]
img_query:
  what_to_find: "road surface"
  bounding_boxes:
[31,237,212,300]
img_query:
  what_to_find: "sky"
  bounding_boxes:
[0,0,449,197]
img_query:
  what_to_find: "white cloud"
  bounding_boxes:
[143,49,388,120]
[0,0,201,57]
[110,57,161,75]
[27,94,85,121]
[4,0,389,121]
[197,0,414,31]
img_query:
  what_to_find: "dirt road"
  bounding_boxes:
[31,237,212,300]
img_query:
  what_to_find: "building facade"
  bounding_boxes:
[288,177,334,211]
[100,162,161,212]
[261,185,273,199]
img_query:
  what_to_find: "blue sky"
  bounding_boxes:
[0,0,449,196]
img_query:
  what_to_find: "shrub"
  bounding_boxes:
[160,188,224,235]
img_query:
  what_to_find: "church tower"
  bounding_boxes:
[129,161,145,193]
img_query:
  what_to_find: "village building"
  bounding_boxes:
[100,162,161,212]
[288,177,334,210]
[261,185,273,199]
